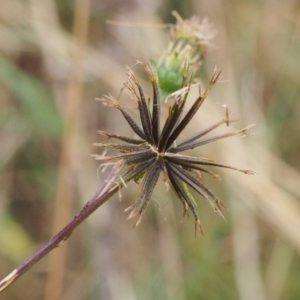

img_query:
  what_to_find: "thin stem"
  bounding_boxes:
[0,168,123,293]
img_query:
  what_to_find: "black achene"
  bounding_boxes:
[93,62,254,234]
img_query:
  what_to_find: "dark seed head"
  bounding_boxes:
[94,63,254,234]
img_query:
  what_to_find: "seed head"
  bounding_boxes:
[94,63,254,235]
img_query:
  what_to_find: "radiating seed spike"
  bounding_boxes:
[196,220,204,237]
[133,214,142,228]
[127,207,139,220]
[225,106,230,126]
[180,202,189,223]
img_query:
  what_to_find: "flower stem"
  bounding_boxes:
[0,167,123,293]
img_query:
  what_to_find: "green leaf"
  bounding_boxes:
[0,213,34,262]
[0,54,62,138]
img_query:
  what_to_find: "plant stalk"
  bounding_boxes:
[0,167,123,293]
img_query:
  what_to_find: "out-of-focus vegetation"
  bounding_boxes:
[1,0,300,299]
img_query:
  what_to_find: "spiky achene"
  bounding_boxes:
[93,63,254,234]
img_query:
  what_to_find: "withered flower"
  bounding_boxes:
[93,63,254,234]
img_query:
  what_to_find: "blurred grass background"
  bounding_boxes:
[1,0,300,299]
